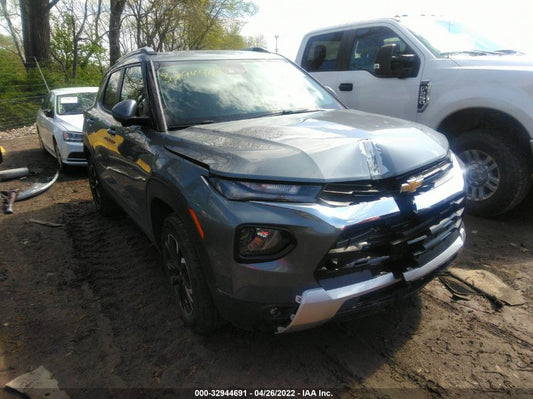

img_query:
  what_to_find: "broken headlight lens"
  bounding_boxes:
[209,177,321,202]
[237,226,294,260]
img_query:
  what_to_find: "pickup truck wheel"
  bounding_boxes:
[161,214,219,334]
[87,158,120,216]
[453,130,531,216]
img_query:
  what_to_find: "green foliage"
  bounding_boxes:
[0,0,260,131]
[0,32,103,131]
[50,9,107,81]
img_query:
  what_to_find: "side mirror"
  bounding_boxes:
[374,44,418,78]
[112,99,150,127]
[43,109,54,118]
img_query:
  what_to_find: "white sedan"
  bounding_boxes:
[36,87,98,169]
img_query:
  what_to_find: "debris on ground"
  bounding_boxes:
[28,218,64,228]
[447,267,526,306]
[438,273,481,301]
[4,366,69,399]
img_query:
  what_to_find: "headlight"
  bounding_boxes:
[209,177,322,202]
[237,226,295,261]
[62,131,83,142]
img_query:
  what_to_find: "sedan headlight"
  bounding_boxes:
[209,177,322,202]
[62,131,83,142]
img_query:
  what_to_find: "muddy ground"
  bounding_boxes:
[0,129,532,399]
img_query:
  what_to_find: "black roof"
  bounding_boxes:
[114,47,281,67]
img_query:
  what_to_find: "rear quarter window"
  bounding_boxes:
[302,31,343,72]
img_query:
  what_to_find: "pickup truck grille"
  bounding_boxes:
[315,193,464,281]
[319,158,453,206]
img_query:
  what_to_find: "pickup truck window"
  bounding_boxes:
[303,31,343,71]
[350,27,409,73]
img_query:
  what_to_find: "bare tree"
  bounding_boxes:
[50,0,106,79]
[109,0,126,64]
[122,0,255,53]
[19,0,60,68]
[0,0,25,64]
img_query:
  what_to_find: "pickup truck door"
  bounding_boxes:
[305,26,423,122]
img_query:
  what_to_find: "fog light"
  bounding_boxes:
[237,226,294,261]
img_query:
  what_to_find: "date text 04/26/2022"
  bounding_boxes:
[194,389,333,397]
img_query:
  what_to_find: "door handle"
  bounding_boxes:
[339,83,353,92]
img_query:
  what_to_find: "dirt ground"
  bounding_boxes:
[0,129,532,399]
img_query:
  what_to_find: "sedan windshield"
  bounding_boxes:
[401,18,513,58]
[56,92,97,115]
[155,58,343,127]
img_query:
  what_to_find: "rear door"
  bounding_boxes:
[109,64,155,224]
[85,64,155,225]
[85,69,123,192]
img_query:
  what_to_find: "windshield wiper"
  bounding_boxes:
[251,109,326,119]
[440,50,500,57]
[169,120,215,130]
[494,49,524,55]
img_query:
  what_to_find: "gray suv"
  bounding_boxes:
[83,48,466,333]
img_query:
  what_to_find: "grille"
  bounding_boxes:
[315,194,464,281]
[319,157,453,206]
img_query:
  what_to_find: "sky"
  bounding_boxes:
[241,0,533,60]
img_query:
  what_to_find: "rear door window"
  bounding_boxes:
[302,31,343,72]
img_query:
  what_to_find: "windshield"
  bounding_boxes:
[401,18,511,58]
[56,92,96,115]
[155,58,342,128]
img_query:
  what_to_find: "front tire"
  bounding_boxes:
[452,129,532,216]
[161,213,220,334]
[37,128,46,153]
[53,140,65,171]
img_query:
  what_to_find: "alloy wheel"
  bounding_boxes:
[460,149,500,202]
[164,233,194,317]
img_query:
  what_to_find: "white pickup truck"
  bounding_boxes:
[296,16,533,216]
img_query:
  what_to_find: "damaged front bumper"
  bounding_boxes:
[278,227,465,333]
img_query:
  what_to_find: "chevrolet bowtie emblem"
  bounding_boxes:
[400,178,423,193]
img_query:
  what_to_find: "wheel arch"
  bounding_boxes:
[437,107,532,160]
[147,177,218,294]
[147,177,199,251]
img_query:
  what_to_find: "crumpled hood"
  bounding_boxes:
[165,109,449,182]
[56,114,84,132]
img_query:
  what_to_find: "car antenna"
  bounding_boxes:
[34,57,50,92]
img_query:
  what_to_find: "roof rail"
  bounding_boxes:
[116,46,157,64]
[242,47,270,53]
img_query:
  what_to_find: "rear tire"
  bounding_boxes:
[161,213,220,334]
[452,129,532,216]
[87,157,121,216]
